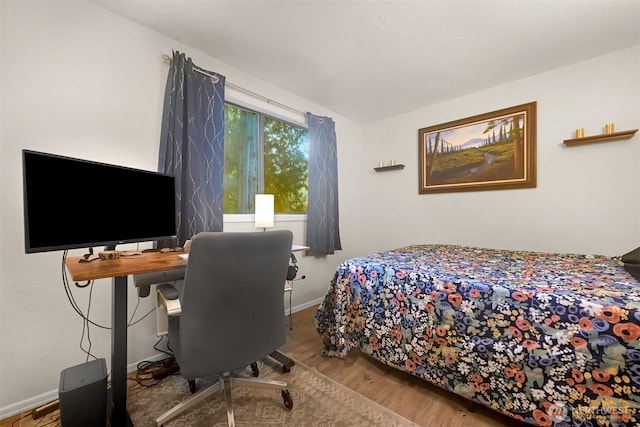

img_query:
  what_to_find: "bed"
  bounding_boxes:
[313,244,640,426]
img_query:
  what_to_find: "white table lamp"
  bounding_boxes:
[255,194,274,231]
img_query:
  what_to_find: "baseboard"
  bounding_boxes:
[0,353,168,421]
[0,389,59,421]
[288,297,324,315]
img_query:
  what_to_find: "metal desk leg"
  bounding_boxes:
[111,275,133,427]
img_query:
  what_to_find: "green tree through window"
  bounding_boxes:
[224,103,308,214]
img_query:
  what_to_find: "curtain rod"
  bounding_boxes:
[162,54,306,117]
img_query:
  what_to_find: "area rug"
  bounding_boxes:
[127,356,419,426]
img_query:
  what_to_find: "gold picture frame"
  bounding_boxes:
[418,102,537,194]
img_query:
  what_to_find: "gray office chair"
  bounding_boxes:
[155,230,294,427]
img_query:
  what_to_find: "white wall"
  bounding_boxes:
[361,45,640,257]
[0,0,364,416]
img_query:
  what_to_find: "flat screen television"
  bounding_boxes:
[22,149,177,253]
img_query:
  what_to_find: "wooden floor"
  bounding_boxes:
[1,306,531,427]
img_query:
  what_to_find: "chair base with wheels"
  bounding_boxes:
[156,368,293,427]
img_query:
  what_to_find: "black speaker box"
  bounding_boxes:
[59,358,107,427]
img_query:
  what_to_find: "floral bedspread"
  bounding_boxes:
[313,244,640,426]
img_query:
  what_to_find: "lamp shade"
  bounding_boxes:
[255,194,275,229]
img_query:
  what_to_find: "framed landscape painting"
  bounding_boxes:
[418,102,537,194]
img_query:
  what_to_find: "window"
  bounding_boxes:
[223,103,309,214]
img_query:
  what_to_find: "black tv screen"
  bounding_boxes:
[23,150,177,253]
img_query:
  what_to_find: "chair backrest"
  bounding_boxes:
[175,230,293,378]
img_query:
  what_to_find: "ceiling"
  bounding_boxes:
[95,0,640,123]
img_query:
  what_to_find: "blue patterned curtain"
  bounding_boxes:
[306,112,342,255]
[158,51,225,246]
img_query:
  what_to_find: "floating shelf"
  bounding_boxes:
[374,164,405,172]
[563,129,638,147]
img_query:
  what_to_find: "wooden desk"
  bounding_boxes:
[65,251,187,282]
[65,252,187,427]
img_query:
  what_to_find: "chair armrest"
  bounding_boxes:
[158,283,180,300]
[156,283,182,337]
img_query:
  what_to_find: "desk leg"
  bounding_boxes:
[111,275,133,427]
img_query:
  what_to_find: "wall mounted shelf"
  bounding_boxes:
[374,164,405,172]
[563,129,638,147]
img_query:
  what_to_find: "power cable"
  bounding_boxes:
[61,250,159,363]
[79,281,100,362]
